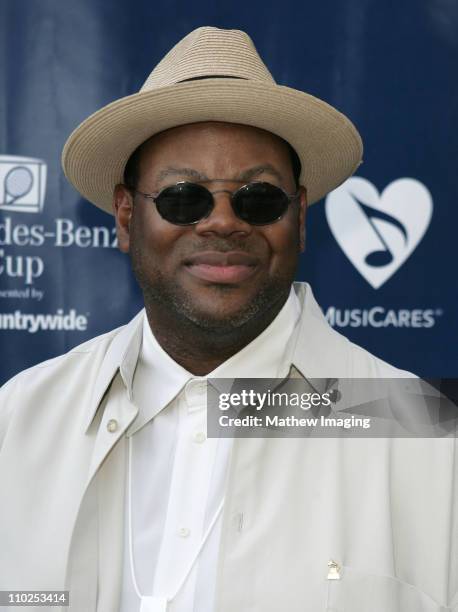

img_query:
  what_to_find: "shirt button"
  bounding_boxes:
[178,527,190,538]
[193,432,206,444]
[184,379,207,407]
[106,419,118,433]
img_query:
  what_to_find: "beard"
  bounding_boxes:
[142,272,291,334]
[130,257,294,337]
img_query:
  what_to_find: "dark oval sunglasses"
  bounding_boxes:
[128,181,300,226]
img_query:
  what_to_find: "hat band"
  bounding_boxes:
[178,75,247,83]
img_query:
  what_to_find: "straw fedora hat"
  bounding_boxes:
[62,26,363,214]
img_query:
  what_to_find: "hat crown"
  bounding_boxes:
[140,26,275,91]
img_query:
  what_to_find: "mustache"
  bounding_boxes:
[179,237,261,256]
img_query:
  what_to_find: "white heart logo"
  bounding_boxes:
[325,177,433,289]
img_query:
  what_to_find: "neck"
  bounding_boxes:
[144,293,289,376]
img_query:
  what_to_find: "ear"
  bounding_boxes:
[113,184,133,253]
[298,186,307,252]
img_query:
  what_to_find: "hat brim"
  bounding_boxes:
[61,78,363,214]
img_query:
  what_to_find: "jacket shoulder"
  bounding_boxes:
[292,282,416,379]
[0,314,142,446]
[347,339,416,378]
[1,324,123,387]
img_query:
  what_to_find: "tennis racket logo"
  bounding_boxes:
[0,155,47,214]
[325,177,433,289]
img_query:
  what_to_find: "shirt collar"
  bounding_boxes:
[127,286,301,435]
[84,282,345,433]
[125,312,192,435]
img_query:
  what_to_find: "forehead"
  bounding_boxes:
[135,121,293,179]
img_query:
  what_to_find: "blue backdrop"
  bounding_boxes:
[1,0,457,384]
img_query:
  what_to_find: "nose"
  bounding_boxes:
[194,188,252,237]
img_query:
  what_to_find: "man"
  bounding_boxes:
[0,26,456,612]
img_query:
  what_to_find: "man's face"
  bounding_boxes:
[114,121,306,332]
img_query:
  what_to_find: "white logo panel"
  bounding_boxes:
[325,177,433,289]
[0,155,47,213]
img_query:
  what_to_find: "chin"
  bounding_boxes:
[180,300,261,332]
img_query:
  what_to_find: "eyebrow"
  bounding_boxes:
[237,164,284,183]
[156,167,209,183]
[155,163,285,186]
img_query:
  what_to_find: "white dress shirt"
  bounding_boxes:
[120,289,301,612]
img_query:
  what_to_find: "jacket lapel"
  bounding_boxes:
[85,374,139,487]
[65,304,143,610]
[65,375,139,611]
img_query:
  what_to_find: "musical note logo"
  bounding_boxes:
[358,202,408,267]
[325,177,433,289]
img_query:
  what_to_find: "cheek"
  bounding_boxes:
[260,221,301,268]
[129,211,185,272]
[129,237,178,296]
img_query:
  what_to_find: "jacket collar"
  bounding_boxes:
[84,310,144,433]
[289,282,350,385]
[84,282,350,433]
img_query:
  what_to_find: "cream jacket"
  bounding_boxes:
[0,282,456,612]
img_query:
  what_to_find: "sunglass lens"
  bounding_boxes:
[155,183,212,225]
[234,182,289,225]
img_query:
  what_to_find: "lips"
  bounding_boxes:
[183,251,259,284]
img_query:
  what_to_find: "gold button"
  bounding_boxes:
[327,559,341,580]
[106,419,118,433]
